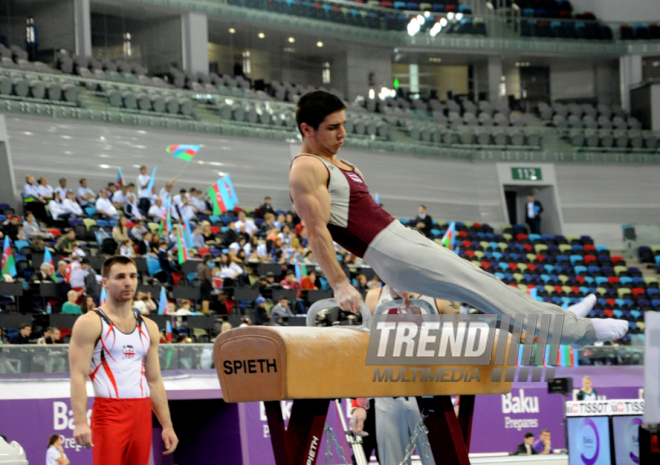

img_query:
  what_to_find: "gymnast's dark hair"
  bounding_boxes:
[296,90,346,137]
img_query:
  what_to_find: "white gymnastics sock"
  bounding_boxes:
[591,318,629,343]
[568,293,597,318]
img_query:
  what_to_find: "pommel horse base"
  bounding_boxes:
[214,325,513,465]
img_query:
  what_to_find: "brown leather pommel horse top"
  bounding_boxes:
[213,325,513,403]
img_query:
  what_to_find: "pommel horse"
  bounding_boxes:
[214,299,513,465]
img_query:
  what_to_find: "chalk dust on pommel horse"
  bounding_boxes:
[214,325,514,465]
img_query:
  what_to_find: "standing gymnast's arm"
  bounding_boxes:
[144,318,179,455]
[290,156,363,313]
[70,312,102,449]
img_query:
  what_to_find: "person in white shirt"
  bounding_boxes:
[76,178,97,207]
[71,243,86,258]
[23,174,42,200]
[130,219,148,241]
[62,191,83,217]
[133,291,157,315]
[46,434,70,465]
[48,192,70,220]
[112,185,128,209]
[189,188,211,216]
[55,178,71,200]
[95,189,118,218]
[124,193,143,221]
[137,165,151,214]
[37,177,54,200]
[119,240,133,257]
[68,258,86,290]
[234,211,257,236]
[148,198,166,223]
[175,299,194,315]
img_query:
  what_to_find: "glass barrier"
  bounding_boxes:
[0,342,643,375]
[0,343,215,374]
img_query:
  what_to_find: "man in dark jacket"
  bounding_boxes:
[81,258,101,303]
[514,432,538,455]
[525,193,544,234]
[413,205,433,237]
[258,196,276,219]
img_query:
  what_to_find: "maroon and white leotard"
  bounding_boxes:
[294,153,394,258]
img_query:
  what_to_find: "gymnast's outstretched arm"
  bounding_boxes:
[290,156,363,313]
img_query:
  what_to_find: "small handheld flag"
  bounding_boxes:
[116,169,124,189]
[221,175,239,205]
[43,248,57,282]
[1,236,16,280]
[374,193,380,206]
[159,196,172,236]
[146,166,157,195]
[440,222,456,250]
[167,145,200,162]
[165,320,173,343]
[176,227,189,265]
[183,217,194,249]
[99,288,108,305]
[294,261,307,282]
[158,286,168,315]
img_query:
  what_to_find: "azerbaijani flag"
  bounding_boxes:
[207,180,233,214]
[221,175,239,205]
[167,145,200,162]
[1,236,16,280]
[183,217,194,249]
[158,286,168,315]
[440,222,456,250]
[165,320,173,343]
[43,248,57,282]
[99,287,108,305]
[295,261,307,282]
[116,169,124,189]
[176,227,189,265]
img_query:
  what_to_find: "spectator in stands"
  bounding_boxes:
[189,188,211,216]
[260,212,277,236]
[55,178,70,200]
[355,274,369,292]
[112,184,128,209]
[46,433,70,465]
[158,239,177,283]
[175,299,194,316]
[197,255,214,315]
[10,324,31,344]
[174,190,196,222]
[274,213,286,230]
[48,192,70,221]
[270,296,294,324]
[62,191,83,217]
[222,222,237,246]
[284,213,297,230]
[133,291,156,315]
[514,432,537,455]
[191,225,205,250]
[158,175,178,203]
[414,205,433,237]
[76,178,96,207]
[124,193,143,221]
[30,262,54,284]
[577,376,597,400]
[533,430,553,455]
[199,221,217,245]
[525,192,543,234]
[61,290,82,314]
[1,215,21,241]
[254,296,269,325]
[130,219,148,242]
[280,270,301,290]
[71,243,85,258]
[148,197,166,223]
[259,196,275,219]
[81,258,101,303]
[216,253,243,281]
[137,231,155,257]
[367,275,382,289]
[221,322,233,333]
[112,216,131,244]
[83,295,96,313]
[22,211,48,242]
[54,260,67,283]
[68,257,85,296]
[37,177,54,200]
[96,189,118,219]
[137,166,152,214]
[235,211,257,236]
[118,240,133,257]
[55,228,75,254]
[300,269,318,291]
[23,174,48,220]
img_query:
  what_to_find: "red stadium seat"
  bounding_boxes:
[632,288,646,298]
[516,234,528,241]
[198,248,211,257]
[466,250,475,258]
[608,277,620,284]
[606,298,616,307]
[508,263,518,271]
[584,244,596,252]
[210,226,222,234]
[603,309,614,318]
[523,244,533,251]
[584,255,597,264]
[576,276,585,283]
[172,272,183,285]
[527,264,536,271]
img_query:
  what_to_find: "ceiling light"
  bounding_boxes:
[100,164,110,169]
[258,32,265,39]
[229,28,236,34]
[288,37,295,43]
[317,41,323,47]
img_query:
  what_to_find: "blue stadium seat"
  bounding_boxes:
[652,299,660,309]
[147,258,162,275]
[574,265,587,275]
